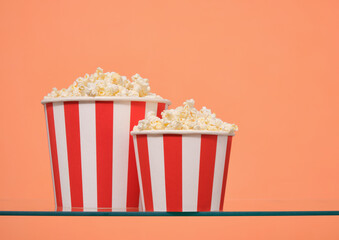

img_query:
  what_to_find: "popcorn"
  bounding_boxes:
[44,67,162,99]
[133,99,238,134]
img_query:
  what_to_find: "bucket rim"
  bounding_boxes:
[41,96,171,105]
[131,130,235,136]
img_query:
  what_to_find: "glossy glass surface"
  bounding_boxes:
[1,211,339,216]
[1,199,338,216]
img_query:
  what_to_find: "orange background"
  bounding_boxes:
[1,0,339,239]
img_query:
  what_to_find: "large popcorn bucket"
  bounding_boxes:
[42,97,171,211]
[131,130,234,212]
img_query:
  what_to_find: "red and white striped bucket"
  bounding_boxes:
[42,97,171,211]
[131,130,234,212]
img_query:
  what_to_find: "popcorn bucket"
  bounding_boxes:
[131,130,234,212]
[42,97,171,211]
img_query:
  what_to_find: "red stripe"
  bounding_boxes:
[46,103,63,208]
[126,101,146,209]
[98,208,112,212]
[156,103,166,118]
[163,135,182,212]
[64,102,83,209]
[96,101,113,209]
[219,136,233,211]
[197,135,218,211]
[136,135,154,211]
[126,206,139,212]
[71,208,83,212]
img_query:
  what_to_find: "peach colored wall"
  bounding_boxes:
[1,0,339,239]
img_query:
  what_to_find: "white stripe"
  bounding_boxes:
[147,135,166,211]
[137,102,157,211]
[85,208,97,212]
[44,105,57,211]
[210,136,228,211]
[182,135,201,211]
[133,135,146,211]
[145,102,158,116]
[112,102,131,210]
[164,104,169,110]
[53,102,71,211]
[138,195,143,212]
[79,102,97,211]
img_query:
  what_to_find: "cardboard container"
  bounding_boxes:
[42,97,171,211]
[131,130,234,212]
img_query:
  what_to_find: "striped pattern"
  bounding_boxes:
[133,134,233,212]
[44,100,168,211]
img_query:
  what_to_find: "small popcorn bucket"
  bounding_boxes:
[131,130,234,212]
[42,97,171,211]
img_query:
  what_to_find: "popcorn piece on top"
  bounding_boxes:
[44,67,162,99]
[133,99,238,134]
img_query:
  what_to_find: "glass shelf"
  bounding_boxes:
[1,199,338,216]
[1,211,339,216]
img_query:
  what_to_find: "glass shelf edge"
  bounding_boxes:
[1,211,339,216]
